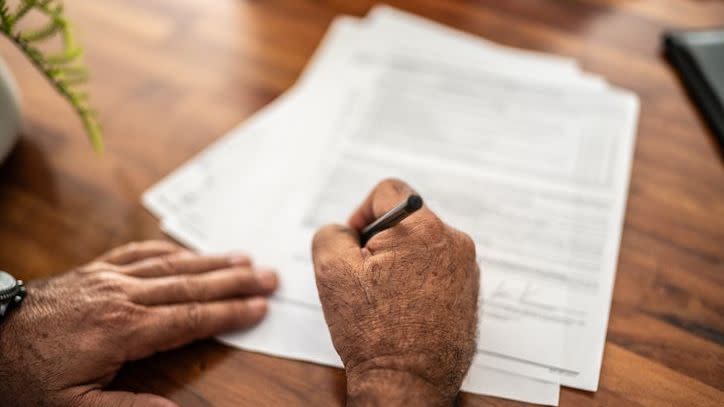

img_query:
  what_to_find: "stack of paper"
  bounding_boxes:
[144,6,639,405]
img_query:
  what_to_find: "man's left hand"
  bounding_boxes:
[0,240,278,407]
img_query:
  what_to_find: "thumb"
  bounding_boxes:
[80,390,179,407]
[312,224,363,279]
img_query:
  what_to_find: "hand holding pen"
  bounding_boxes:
[311,178,480,406]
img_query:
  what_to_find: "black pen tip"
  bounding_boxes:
[406,194,424,212]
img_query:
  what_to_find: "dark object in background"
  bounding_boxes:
[664,29,724,151]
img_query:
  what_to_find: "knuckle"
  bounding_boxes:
[312,224,339,251]
[81,261,116,274]
[100,300,146,329]
[69,389,104,407]
[458,232,476,256]
[123,241,142,254]
[184,303,204,331]
[181,277,206,301]
[429,216,446,234]
[453,231,479,278]
[145,239,180,250]
[313,252,333,274]
[418,215,446,237]
[378,177,409,193]
[124,239,179,255]
[462,235,478,268]
[88,271,130,297]
[157,254,178,275]
[313,224,338,239]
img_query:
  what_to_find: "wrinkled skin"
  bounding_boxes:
[312,178,480,406]
[0,179,478,407]
[0,241,278,407]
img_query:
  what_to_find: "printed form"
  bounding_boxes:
[144,8,638,405]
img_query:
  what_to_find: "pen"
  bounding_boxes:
[360,194,424,246]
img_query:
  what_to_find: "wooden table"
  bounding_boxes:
[1,0,722,405]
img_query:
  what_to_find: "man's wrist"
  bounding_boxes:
[346,368,456,407]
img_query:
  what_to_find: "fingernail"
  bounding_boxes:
[257,269,278,291]
[247,297,268,317]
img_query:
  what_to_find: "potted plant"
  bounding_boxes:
[0,0,101,163]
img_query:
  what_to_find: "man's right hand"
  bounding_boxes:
[312,179,480,406]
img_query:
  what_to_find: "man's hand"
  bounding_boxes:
[312,179,479,406]
[0,241,278,407]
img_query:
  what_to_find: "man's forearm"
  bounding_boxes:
[346,369,456,407]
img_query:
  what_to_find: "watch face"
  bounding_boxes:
[0,271,16,291]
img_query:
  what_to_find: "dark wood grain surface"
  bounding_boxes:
[1,1,723,406]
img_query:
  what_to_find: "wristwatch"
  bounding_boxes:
[0,271,26,319]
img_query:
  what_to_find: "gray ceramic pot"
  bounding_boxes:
[0,57,21,164]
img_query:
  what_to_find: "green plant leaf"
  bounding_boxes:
[0,0,103,151]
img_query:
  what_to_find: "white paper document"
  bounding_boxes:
[144,6,639,405]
